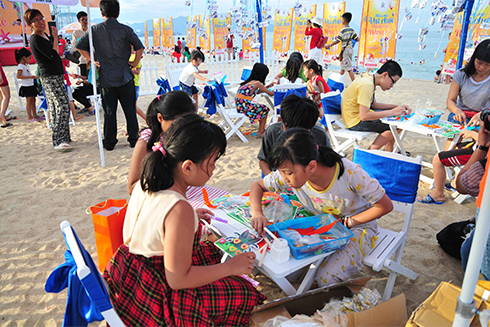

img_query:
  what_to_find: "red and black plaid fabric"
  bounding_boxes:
[103,224,266,326]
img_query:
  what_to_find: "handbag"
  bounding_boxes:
[436,219,474,260]
[88,199,127,271]
[64,47,81,64]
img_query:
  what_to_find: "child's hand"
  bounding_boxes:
[403,105,413,114]
[391,105,406,116]
[251,215,268,236]
[202,70,208,74]
[196,208,214,223]
[226,252,256,275]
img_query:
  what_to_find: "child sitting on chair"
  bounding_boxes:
[257,94,331,175]
[273,51,308,84]
[179,50,211,111]
[250,128,393,287]
[105,114,265,326]
[303,59,330,118]
[235,62,274,137]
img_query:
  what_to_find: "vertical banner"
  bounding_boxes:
[144,20,148,48]
[242,27,267,59]
[357,0,369,68]
[273,8,294,55]
[442,7,490,75]
[199,15,211,51]
[153,18,161,49]
[323,2,345,66]
[357,0,400,68]
[213,13,232,56]
[162,18,174,53]
[187,15,198,49]
[294,5,317,56]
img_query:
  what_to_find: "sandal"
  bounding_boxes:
[88,110,95,116]
[28,118,38,123]
[1,122,12,128]
[6,116,17,121]
[444,182,457,192]
[74,116,83,121]
[416,194,444,205]
[78,108,89,114]
[54,142,73,151]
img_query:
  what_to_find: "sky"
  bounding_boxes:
[67,0,428,32]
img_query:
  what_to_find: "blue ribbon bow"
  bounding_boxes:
[202,81,228,116]
[156,77,172,96]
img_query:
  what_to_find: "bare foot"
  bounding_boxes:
[74,115,83,121]
[257,131,265,137]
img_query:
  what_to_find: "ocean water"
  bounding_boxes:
[142,30,449,81]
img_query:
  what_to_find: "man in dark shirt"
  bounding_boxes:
[76,0,143,151]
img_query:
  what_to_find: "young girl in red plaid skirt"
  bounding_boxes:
[104,113,265,326]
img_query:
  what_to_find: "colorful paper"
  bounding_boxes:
[162,18,174,53]
[152,18,161,49]
[199,14,211,51]
[186,16,198,49]
[213,13,231,55]
[214,230,262,257]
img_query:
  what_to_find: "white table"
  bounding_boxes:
[211,208,332,296]
[381,118,461,186]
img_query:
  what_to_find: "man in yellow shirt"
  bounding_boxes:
[341,60,411,151]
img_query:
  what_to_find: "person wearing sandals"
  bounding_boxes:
[71,65,98,116]
[15,48,43,122]
[25,9,73,151]
[0,61,12,128]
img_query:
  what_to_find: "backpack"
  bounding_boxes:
[316,36,328,49]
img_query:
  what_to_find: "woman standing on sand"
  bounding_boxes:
[25,9,72,151]
[0,61,12,128]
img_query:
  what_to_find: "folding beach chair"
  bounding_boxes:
[204,81,248,143]
[45,221,125,327]
[326,72,345,93]
[352,148,422,300]
[273,83,307,124]
[320,91,376,155]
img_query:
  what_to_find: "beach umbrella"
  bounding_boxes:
[59,21,95,34]
[8,0,105,167]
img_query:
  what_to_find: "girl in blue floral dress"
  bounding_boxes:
[235,63,274,137]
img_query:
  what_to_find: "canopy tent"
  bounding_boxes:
[9,0,105,167]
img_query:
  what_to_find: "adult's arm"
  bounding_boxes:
[129,48,143,68]
[31,34,61,62]
[76,32,91,62]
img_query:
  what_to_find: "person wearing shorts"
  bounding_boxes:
[325,12,358,82]
[341,60,411,152]
[178,50,211,111]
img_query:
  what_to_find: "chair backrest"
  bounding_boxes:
[166,68,184,91]
[327,72,345,93]
[352,149,422,232]
[60,221,125,327]
[240,66,253,82]
[273,83,307,108]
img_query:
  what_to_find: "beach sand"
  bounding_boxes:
[0,57,476,325]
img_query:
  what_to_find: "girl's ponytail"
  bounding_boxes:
[14,47,31,64]
[303,59,323,77]
[317,144,344,178]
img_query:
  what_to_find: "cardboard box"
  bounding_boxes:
[406,281,490,327]
[251,278,407,327]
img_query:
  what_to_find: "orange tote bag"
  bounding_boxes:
[89,199,127,272]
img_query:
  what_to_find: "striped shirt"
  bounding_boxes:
[336,27,359,49]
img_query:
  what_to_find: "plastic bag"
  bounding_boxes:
[212,194,249,209]
[263,201,295,222]
[282,229,323,246]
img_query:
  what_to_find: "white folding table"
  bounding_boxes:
[381,118,461,186]
[211,208,332,296]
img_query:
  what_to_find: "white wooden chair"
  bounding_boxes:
[58,221,125,326]
[352,148,422,300]
[165,67,185,91]
[207,82,249,143]
[321,91,376,155]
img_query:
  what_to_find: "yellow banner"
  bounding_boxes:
[442,7,490,75]
[187,16,198,49]
[153,18,161,49]
[273,8,294,55]
[358,0,400,68]
[144,21,148,48]
[199,15,211,51]
[323,2,345,66]
[294,5,317,55]
[213,13,231,55]
[242,27,266,59]
[162,18,173,53]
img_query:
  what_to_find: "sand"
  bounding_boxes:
[0,57,477,325]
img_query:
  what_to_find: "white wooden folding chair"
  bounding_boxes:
[208,83,249,143]
[272,83,308,124]
[165,67,185,91]
[321,91,376,155]
[58,221,125,326]
[352,148,422,301]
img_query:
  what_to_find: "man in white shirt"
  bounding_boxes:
[72,11,89,76]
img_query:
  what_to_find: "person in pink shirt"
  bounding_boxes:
[305,16,323,64]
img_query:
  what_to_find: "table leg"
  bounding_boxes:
[295,258,323,295]
[261,272,297,296]
[390,125,407,155]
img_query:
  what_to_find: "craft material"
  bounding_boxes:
[210,216,228,224]
[240,274,260,288]
[269,238,290,264]
[214,230,262,257]
[202,189,218,209]
[264,227,279,241]
[258,245,267,267]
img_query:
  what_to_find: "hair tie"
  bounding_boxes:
[157,95,162,101]
[152,142,166,157]
[317,144,319,150]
